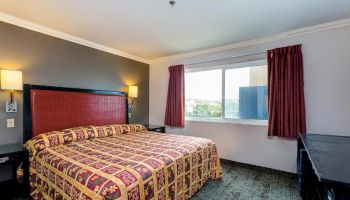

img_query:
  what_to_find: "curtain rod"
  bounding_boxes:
[184,51,266,66]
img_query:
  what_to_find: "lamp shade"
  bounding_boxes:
[128,85,138,98]
[0,70,23,91]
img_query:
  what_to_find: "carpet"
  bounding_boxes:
[191,160,301,200]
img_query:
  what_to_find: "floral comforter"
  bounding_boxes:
[25,124,221,200]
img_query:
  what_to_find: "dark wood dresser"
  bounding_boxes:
[297,133,350,200]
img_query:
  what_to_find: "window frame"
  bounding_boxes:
[185,59,268,126]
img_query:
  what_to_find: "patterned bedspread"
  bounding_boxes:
[25,124,221,200]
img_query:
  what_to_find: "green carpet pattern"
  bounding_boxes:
[191,160,301,200]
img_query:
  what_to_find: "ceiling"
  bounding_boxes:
[0,0,350,61]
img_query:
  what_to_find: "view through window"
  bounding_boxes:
[185,60,268,121]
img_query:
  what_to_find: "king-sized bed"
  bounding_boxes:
[23,84,221,200]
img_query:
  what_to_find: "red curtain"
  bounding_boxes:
[165,65,185,128]
[267,44,306,138]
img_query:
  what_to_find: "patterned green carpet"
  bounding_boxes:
[191,160,301,200]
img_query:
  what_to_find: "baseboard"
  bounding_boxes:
[220,158,297,176]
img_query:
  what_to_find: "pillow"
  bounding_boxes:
[24,131,62,159]
[24,124,146,157]
[114,124,146,134]
[61,126,88,144]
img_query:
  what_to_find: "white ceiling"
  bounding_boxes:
[0,0,350,61]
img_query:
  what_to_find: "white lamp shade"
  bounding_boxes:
[0,70,23,91]
[128,85,138,98]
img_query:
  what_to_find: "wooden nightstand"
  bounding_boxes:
[0,143,29,199]
[144,124,166,133]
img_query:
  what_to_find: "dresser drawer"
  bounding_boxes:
[0,156,10,164]
[0,153,22,164]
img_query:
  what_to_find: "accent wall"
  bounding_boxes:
[0,21,149,145]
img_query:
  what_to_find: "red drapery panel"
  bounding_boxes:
[165,64,185,128]
[267,44,306,138]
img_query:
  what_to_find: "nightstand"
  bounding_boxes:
[144,124,166,133]
[0,143,28,199]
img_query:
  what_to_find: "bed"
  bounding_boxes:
[23,84,221,200]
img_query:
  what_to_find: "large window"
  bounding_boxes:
[185,60,268,122]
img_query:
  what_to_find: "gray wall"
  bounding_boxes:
[0,21,149,145]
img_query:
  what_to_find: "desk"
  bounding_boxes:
[298,134,350,200]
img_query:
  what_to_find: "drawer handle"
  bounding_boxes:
[0,157,9,163]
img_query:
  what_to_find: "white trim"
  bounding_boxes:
[0,12,149,64]
[185,58,267,72]
[150,17,350,64]
[186,118,268,126]
[1,10,350,65]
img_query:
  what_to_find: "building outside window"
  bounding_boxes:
[185,60,268,123]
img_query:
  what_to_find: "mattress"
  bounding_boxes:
[25,124,221,200]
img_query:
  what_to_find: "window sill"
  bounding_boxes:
[185,118,268,126]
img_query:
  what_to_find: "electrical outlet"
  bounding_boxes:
[7,118,15,128]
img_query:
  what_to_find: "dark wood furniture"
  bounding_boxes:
[144,124,165,133]
[297,133,350,200]
[0,143,29,199]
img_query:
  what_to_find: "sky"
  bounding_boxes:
[185,67,251,101]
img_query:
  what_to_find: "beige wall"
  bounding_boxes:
[150,25,350,173]
[0,21,149,145]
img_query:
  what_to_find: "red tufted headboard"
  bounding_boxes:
[23,84,128,142]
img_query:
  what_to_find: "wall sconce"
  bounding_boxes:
[0,70,23,112]
[128,85,138,109]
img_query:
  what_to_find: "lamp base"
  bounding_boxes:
[5,101,17,113]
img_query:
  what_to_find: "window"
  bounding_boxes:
[185,60,268,122]
[185,69,222,119]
